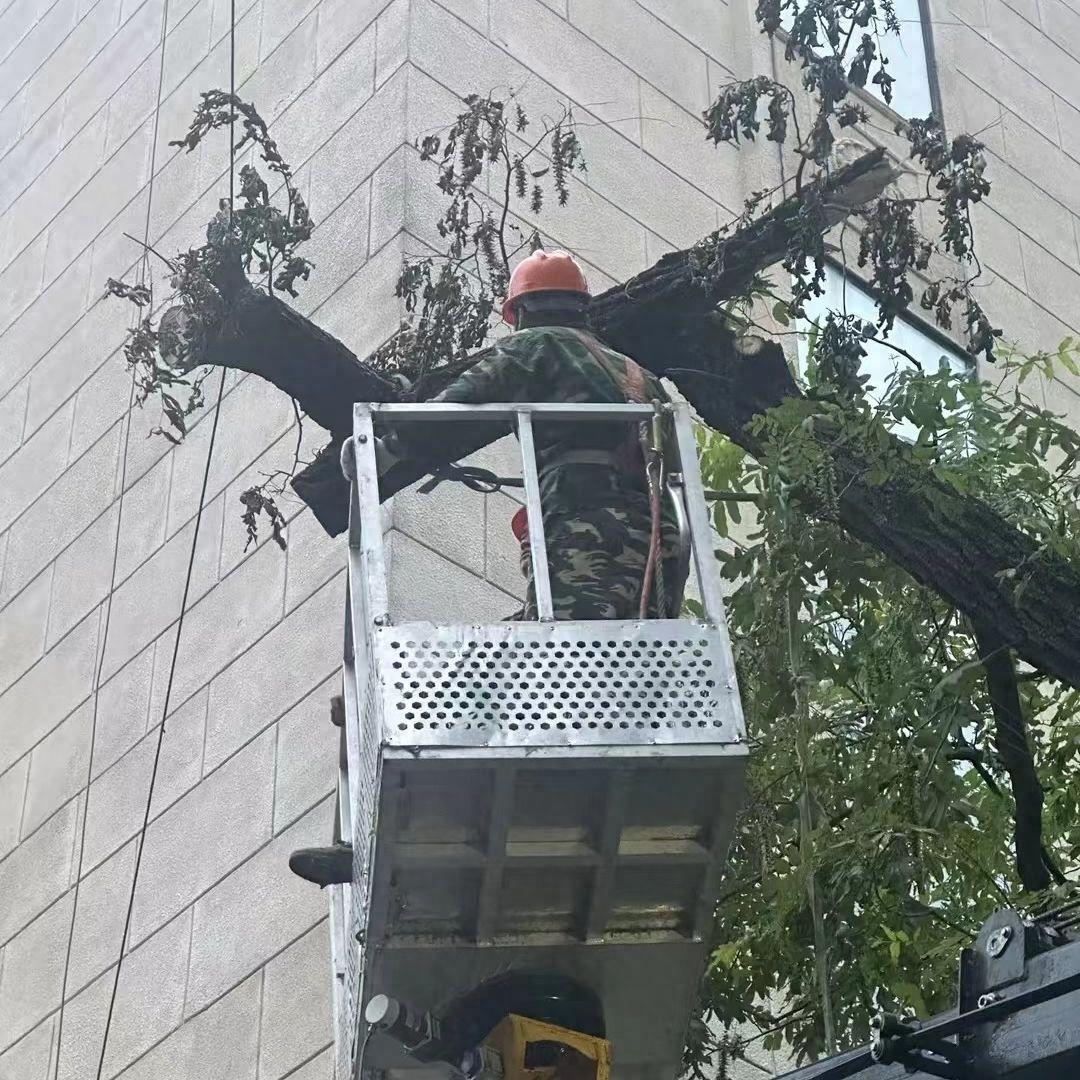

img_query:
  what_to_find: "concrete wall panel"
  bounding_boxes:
[0,1,1076,1077]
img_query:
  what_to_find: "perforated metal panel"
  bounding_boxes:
[378,621,741,748]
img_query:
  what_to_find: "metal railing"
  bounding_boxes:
[330,400,748,1080]
[348,400,728,626]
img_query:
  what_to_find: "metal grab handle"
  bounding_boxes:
[669,404,726,624]
[516,411,554,621]
[667,474,692,613]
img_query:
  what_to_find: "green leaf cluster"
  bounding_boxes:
[690,339,1080,1068]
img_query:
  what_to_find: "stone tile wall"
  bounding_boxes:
[0,1,1075,1078]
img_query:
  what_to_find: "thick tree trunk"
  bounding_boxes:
[973,626,1052,892]
[191,148,1080,692]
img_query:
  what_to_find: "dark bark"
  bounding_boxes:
[188,291,482,536]
[948,748,1066,886]
[289,436,350,536]
[195,289,400,433]
[180,289,399,537]
[188,148,1080,697]
[972,626,1051,892]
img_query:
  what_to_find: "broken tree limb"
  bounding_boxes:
[182,146,1080,693]
[182,149,897,533]
[162,289,400,434]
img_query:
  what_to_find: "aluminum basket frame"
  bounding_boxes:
[330,401,747,1080]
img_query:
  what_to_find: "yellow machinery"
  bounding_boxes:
[480,1015,612,1080]
[364,991,612,1080]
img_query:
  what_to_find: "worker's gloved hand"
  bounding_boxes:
[338,435,402,481]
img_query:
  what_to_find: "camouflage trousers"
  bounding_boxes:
[515,507,678,621]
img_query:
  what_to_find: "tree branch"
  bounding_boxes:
[589,147,897,343]
[180,147,1080,695]
[972,624,1051,892]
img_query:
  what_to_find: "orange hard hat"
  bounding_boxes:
[501,249,590,325]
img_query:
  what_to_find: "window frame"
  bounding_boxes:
[913,0,944,122]
[773,0,944,123]
[795,258,973,386]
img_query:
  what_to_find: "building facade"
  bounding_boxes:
[0,1,1077,1079]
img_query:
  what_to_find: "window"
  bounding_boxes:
[875,0,935,119]
[797,263,969,439]
[780,0,936,119]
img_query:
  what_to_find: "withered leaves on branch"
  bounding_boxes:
[240,485,288,551]
[372,91,586,393]
[171,90,314,296]
[106,93,314,544]
[105,87,586,549]
[704,0,998,376]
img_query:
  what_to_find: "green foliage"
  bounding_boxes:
[370,91,586,392]
[689,337,1080,1069]
[691,3,1074,1066]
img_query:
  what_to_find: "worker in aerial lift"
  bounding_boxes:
[288,248,683,888]
[372,248,682,620]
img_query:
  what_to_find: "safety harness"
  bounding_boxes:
[563,330,667,618]
[411,328,673,618]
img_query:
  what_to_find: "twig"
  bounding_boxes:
[123,231,176,271]
[290,397,305,477]
[741,1006,815,1048]
[498,145,513,273]
[704,489,761,503]
[864,332,924,371]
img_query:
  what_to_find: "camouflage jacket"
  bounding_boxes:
[386,325,686,619]
[386,325,672,511]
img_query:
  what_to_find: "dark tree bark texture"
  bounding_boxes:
[194,148,1080,696]
[973,626,1053,892]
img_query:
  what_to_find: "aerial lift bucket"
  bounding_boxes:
[327,402,748,1080]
